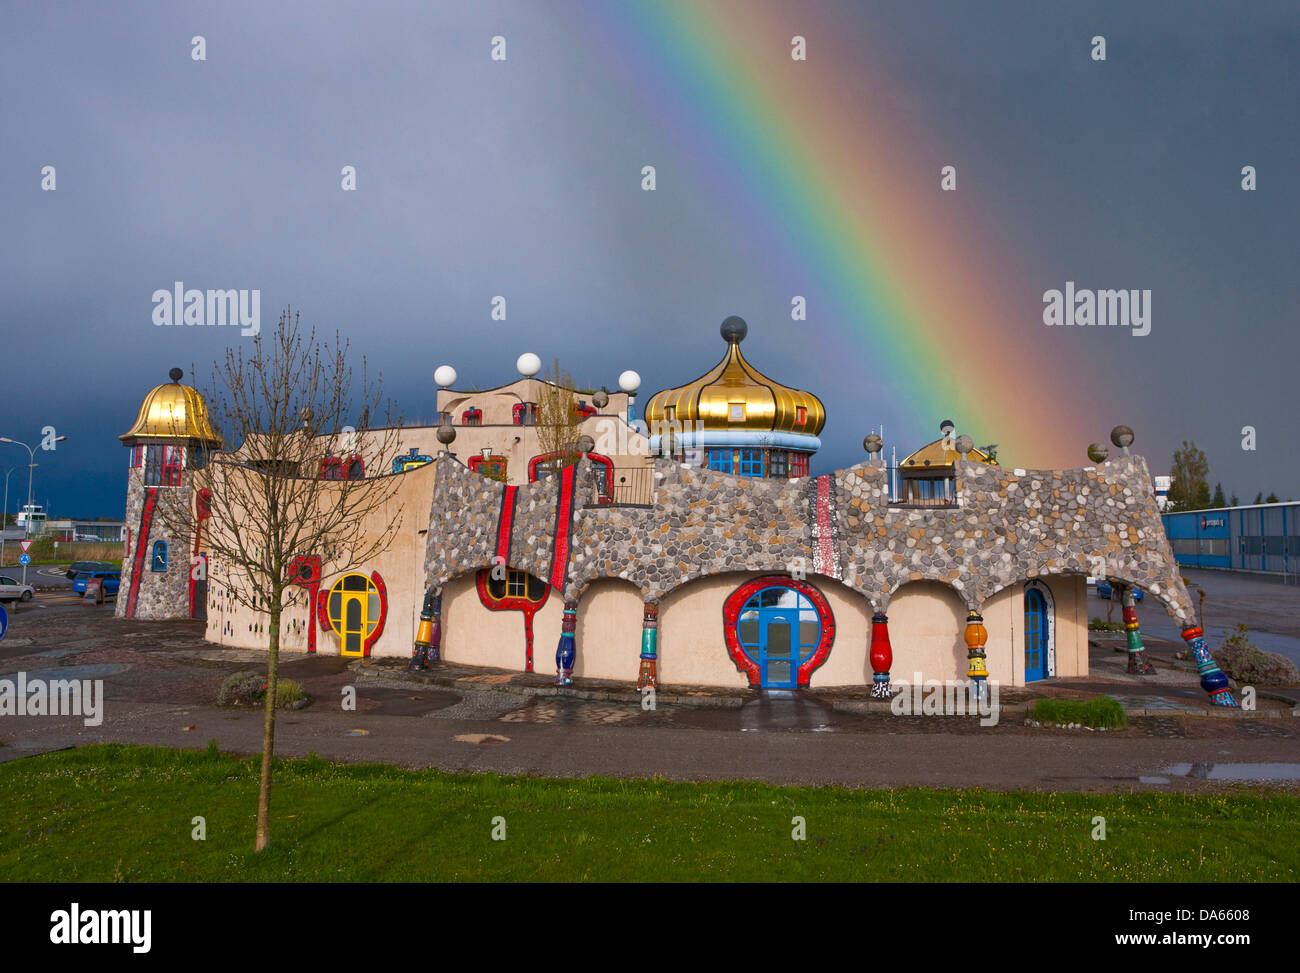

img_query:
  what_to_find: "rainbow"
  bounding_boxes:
[585,0,1097,469]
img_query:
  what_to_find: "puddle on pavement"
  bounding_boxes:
[0,664,128,684]
[453,733,510,745]
[1161,762,1300,781]
[498,698,638,725]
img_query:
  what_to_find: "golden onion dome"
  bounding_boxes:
[119,368,223,446]
[643,317,825,435]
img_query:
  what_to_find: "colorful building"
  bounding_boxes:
[114,319,1237,706]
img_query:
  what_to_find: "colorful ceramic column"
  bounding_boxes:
[637,602,658,691]
[1181,626,1238,707]
[869,611,893,698]
[1119,585,1155,675]
[964,609,989,700]
[410,588,441,670]
[555,600,577,685]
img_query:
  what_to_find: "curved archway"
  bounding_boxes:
[887,581,968,683]
[573,577,644,681]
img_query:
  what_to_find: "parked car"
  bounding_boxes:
[0,575,35,602]
[73,571,121,596]
[66,560,117,580]
[1096,581,1143,601]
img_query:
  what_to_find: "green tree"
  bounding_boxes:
[1265,492,1280,504]
[1167,441,1211,511]
[1254,492,1263,505]
[1229,494,1239,507]
[1211,483,1226,508]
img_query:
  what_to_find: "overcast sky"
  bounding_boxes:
[1,0,1296,519]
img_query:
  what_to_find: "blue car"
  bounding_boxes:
[73,571,121,596]
[1095,580,1142,601]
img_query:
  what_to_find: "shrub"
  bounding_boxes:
[1031,696,1127,729]
[1214,625,1300,686]
[216,671,310,708]
[1089,617,1123,632]
[275,678,307,707]
[216,671,264,707]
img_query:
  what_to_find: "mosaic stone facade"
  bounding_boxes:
[424,451,1195,625]
[115,470,195,621]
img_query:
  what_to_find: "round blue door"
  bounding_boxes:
[735,586,822,689]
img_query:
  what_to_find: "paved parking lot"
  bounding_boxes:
[0,593,1296,793]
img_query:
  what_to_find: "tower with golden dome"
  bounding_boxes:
[643,316,825,478]
[116,368,223,621]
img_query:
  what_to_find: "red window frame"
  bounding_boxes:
[461,407,483,425]
[789,453,810,478]
[161,445,184,485]
[528,450,614,504]
[467,454,509,482]
[319,455,365,480]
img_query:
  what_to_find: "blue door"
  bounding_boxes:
[760,611,798,688]
[1024,588,1048,681]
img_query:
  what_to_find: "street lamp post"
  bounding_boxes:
[1,466,17,568]
[1,435,68,584]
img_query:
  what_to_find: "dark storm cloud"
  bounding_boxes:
[0,0,1296,517]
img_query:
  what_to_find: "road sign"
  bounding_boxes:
[18,553,31,566]
[19,540,32,553]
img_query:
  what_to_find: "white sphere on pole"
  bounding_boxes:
[618,370,641,393]
[434,365,457,388]
[516,353,541,378]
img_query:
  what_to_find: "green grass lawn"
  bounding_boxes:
[1,744,1295,881]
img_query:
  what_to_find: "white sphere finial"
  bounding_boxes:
[434,364,457,388]
[618,370,641,394]
[517,353,541,378]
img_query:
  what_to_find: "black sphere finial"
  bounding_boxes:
[169,367,184,383]
[720,316,748,344]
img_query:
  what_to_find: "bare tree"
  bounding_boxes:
[535,357,580,471]
[156,308,403,851]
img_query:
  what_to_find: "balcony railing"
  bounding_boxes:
[595,466,655,507]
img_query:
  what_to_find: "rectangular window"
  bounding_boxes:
[162,445,184,485]
[789,453,809,478]
[769,451,788,477]
[796,406,807,425]
[903,476,954,506]
[143,444,184,486]
[738,449,763,477]
[708,449,733,473]
[729,403,745,422]
[507,570,526,598]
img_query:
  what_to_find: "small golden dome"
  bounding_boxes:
[644,318,825,435]
[119,368,223,446]
[900,431,997,469]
